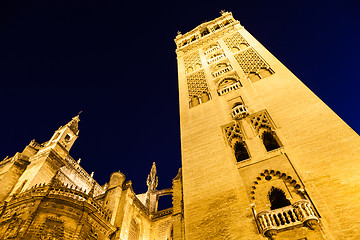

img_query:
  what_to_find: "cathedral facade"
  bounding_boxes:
[1,11,360,240]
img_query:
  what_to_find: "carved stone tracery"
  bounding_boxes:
[223,122,244,146]
[234,48,273,78]
[249,111,274,134]
[224,32,249,52]
[183,51,202,74]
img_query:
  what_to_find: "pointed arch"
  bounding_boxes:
[249,169,302,204]
[268,186,291,210]
[233,140,250,162]
[260,130,281,152]
[128,218,140,240]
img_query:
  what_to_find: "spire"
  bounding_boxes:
[88,181,96,198]
[146,162,158,193]
[67,112,81,135]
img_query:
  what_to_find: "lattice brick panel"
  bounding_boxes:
[224,32,248,49]
[234,48,270,74]
[186,70,209,98]
[249,111,273,133]
[223,122,244,145]
[183,51,202,70]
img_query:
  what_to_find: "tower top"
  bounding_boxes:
[66,114,81,136]
[174,11,239,50]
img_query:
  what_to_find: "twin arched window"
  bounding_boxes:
[234,141,250,162]
[268,186,291,210]
[261,131,281,152]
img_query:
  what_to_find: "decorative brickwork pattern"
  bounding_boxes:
[234,48,271,75]
[223,122,244,145]
[183,51,202,74]
[249,111,274,133]
[224,32,248,50]
[186,70,209,98]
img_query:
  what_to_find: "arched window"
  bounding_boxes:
[231,46,240,53]
[187,67,194,73]
[190,96,200,107]
[268,187,291,210]
[128,219,140,240]
[234,141,250,162]
[194,64,201,70]
[248,72,261,82]
[261,131,280,151]
[201,28,210,36]
[214,62,228,70]
[239,43,248,50]
[201,92,210,103]
[259,68,272,78]
[218,78,237,89]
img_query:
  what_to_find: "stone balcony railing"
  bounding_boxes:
[204,45,220,55]
[207,54,225,64]
[231,104,249,120]
[212,66,232,78]
[256,200,319,238]
[218,82,241,96]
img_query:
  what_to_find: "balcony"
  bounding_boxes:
[218,82,241,96]
[212,66,232,78]
[204,45,220,55]
[256,200,318,238]
[231,104,249,120]
[207,53,225,64]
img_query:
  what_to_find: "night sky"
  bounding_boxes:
[1,1,359,201]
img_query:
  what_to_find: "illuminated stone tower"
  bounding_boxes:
[174,11,360,239]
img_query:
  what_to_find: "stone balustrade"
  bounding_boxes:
[65,155,105,196]
[204,45,220,55]
[152,208,173,219]
[207,54,225,64]
[212,66,232,77]
[17,183,111,221]
[231,104,249,119]
[256,200,318,238]
[218,82,241,95]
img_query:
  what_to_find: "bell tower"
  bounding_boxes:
[175,11,360,239]
[7,115,81,197]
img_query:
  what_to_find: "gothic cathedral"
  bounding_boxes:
[0,11,360,240]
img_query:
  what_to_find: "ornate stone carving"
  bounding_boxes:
[223,122,244,146]
[186,70,210,99]
[234,48,272,76]
[147,162,158,193]
[224,32,249,52]
[249,111,274,133]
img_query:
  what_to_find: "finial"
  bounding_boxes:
[146,162,158,192]
[90,171,94,178]
[220,9,226,15]
[67,113,81,135]
[88,181,96,198]
[177,31,182,36]
[77,158,81,164]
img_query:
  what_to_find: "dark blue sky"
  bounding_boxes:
[1,1,359,197]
